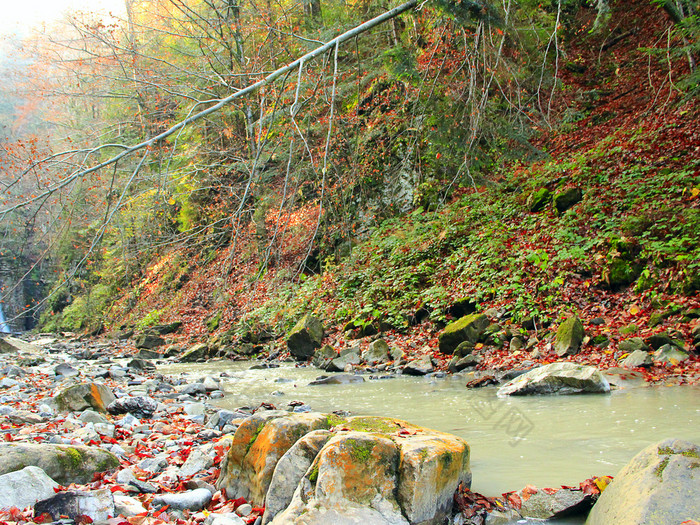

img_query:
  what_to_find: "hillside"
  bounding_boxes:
[28,0,700,383]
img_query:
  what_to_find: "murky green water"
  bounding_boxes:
[160,361,700,498]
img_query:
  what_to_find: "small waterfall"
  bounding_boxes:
[0,302,11,334]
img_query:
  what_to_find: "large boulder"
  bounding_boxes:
[134,332,166,350]
[554,316,584,356]
[34,489,115,522]
[216,411,330,504]
[0,443,119,485]
[218,413,470,525]
[497,362,610,396]
[586,439,700,525]
[438,314,488,354]
[53,382,116,413]
[179,343,211,362]
[0,466,59,510]
[362,339,390,365]
[286,315,324,361]
[0,337,37,354]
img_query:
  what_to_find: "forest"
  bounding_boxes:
[0,0,699,523]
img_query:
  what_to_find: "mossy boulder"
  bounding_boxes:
[553,187,583,214]
[218,413,471,525]
[206,311,223,332]
[554,316,584,356]
[179,343,211,362]
[618,338,650,354]
[528,188,552,212]
[286,315,324,360]
[362,339,391,364]
[134,332,166,350]
[0,443,119,485]
[438,313,488,354]
[586,439,700,525]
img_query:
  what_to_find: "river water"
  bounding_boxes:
[160,361,700,498]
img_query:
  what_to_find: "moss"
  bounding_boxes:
[347,438,374,463]
[346,416,400,435]
[326,414,347,428]
[654,456,671,479]
[206,311,223,332]
[308,464,319,483]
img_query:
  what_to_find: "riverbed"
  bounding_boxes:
[160,361,700,497]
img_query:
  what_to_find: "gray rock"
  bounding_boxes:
[34,489,115,521]
[518,486,592,519]
[586,438,700,525]
[0,337,37,354]
[448,355,480,373]
[363,339,390,364]
[79,410,110,425]
[402,355,434,376]
[286,315,324,361]
[184,402,206,416]
[137,454,169,474]
[107,396,158,418]
[620,350,652,368]
[203,376,220,391]
[309,374,365,385]
[312,345,337,369]
[554,316,584,356]
[236,503,253,516]
[54,382,116,413]
[207,514,245,525]
[9,410,43,425]
[180,343,211,363]
[498,362,610,396]
[179,447,214,478]
[0,365,25,378]
[0,443,119,485]
[0,466,59,510]
[327,350,360,372]
[653,344,689,364]
[618,337,651,354]
[262,430,332,524]
[151,488,213,511]
[178,382,208,395]
[553,187,583,214]
[134,333,166,350]
[54,363,79,378]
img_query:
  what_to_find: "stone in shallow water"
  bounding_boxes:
[497,362,610,396]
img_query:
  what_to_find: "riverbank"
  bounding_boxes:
[0,334,699,524]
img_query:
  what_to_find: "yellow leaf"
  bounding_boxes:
[595,476,613,492]
[629,306,639,315]
[692,187,700,198]
[168,198,176,205]
[475,343,484,350]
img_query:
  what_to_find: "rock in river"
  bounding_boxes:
[586,438,700,525]
[286,314,324,361]
[497,362,610,396]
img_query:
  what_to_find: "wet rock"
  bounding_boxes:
[178,382,208,396]
[0,443,119,485]
[286,315,324,361]
[620,350,652,368]
[137,348,161,359]
[262,430,332,524]
[128,358,156,371]
[203,376,220,391]
[0,466,59,510]
[152,488,213,511]
[216,411,329,504]
[151,322,183,335]
[586,438,700,525]
[517,486,593,519]
[438,313,489,354]
[653,344,689,364]
[311,344,337,369]
[54,382,116,413]
[34,489,115,521]
[498,362,610,396]
[554,316,584,357]
[309,374,365,385]
[107,395,158,418]
[402,355,434,376]
[363,339,390,365]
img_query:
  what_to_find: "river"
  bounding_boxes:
[159,361,700,498]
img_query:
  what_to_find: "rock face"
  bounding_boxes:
[497,362,610,396]
[586,438,700,525]
[554,316,584,356]
[0,466,59,510]
[54,382,116,413]
[438,314,488,354]
[286,315,324,360]
[217,413,470,525]
[0,443,119,485]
